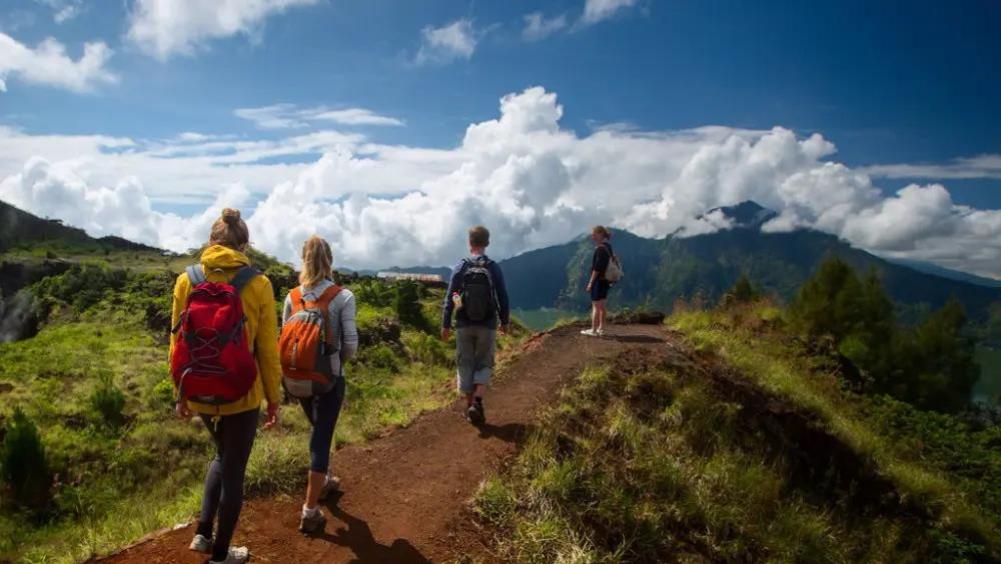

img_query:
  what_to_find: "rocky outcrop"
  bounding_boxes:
[0,260,71,343]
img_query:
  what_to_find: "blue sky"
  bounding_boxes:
[1,0,999,275]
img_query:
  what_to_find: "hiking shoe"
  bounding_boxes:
[299,507,327,534]
[467,401,485,426]
[318,474,341,501]
[188,534,212,553]
[580,329,598,336]
[208,546,249,564]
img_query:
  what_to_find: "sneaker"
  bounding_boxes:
[208,546,249,564]
[596,328,606,337]
[299,507,327,534]
[189,534,212,553]
[318,474,340,501]
[468,400,485,426]
[580,329,597,336]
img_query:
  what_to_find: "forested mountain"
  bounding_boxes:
[497,202,1001,320]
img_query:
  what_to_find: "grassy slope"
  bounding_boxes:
[0,258,525,563]
[474,304,999,562]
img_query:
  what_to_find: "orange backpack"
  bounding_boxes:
[279,285,342,398]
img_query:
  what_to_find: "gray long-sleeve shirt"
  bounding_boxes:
[282,279,358,377]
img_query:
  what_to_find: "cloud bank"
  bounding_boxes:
[1,87,999,279]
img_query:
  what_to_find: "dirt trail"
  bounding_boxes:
[102,323,671,564]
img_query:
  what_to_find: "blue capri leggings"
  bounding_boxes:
[298,377,346,473]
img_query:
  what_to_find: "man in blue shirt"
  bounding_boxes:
[441,225,510,425]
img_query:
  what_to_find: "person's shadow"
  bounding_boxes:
[313,491,432,563]
[476,421,531,443]
[605,334,665,344]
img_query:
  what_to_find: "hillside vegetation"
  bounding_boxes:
[474,263,1000,563]
[0,247,525,563]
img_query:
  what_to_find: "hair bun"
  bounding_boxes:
[221,208,241,226]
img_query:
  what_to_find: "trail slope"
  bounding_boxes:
[103,323,669,563]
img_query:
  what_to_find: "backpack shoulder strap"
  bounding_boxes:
[186,264,206,286]
[230,266,261,294]
[315,284,343,309]
[289,286,304,312]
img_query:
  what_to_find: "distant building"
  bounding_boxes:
[376,271,445,283]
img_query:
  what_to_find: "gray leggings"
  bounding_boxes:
[196,408,259,561]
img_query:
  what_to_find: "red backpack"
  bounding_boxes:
[170,265,260,405]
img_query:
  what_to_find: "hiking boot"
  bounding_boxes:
[468,399,485,426]
[318,474,341,501]
[188,534,212,553]
[208,546,249,564]
[580,328,598,336]
[299,507,327,534]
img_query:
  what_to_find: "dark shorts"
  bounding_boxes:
[591,280,610,302]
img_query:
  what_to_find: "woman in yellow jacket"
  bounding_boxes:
[170,208,281,564]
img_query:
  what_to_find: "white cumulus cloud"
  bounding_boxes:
[416,19,478,65]
[1,86,999,279]
[126,0,319,60]
[0,32,116,93]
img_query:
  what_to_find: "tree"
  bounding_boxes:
[900,297,979,412]
[394,280,428,331]
[720,273,760,307]
[790,256,865,342]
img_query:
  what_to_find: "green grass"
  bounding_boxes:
[472,303,999,562]
[474,362,939,562]
[0,270,525,563]
[668,302,1000,559]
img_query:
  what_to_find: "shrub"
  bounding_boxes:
[90,372,127,427]
[394,281,428,330]
[720,273,761,307]
[0,408,50,508]
[147,378,176,413]
[358,344,400,371]
[351,278,395,308]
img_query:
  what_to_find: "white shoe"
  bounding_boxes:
[209,546,249,564]
[596,328,606,337]
[580,329,597,336]
[319,474,341,501]
[189,534,212,553]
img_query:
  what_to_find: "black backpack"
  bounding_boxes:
[461,258,497,322]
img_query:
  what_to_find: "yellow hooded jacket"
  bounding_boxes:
[169,245,282,416]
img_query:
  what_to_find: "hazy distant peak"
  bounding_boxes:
[701,201,778,230]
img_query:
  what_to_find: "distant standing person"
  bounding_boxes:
[279,236,358,534]
[441,226,510,425]
[582,225,614,337]
[170,209,281,564]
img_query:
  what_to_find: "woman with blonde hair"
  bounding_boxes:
[281,236,358,533]
[582,225,614,337]
[171,208,281,564]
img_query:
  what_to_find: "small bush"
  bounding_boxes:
[0,408,50,508]
[90,373,127,428]
[358,344,400,371]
